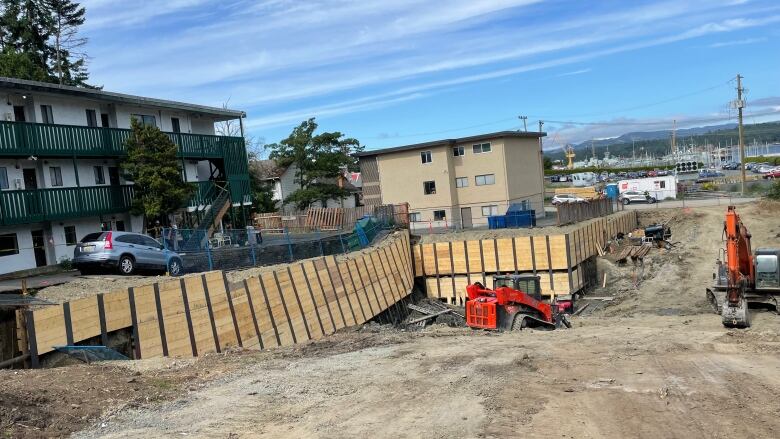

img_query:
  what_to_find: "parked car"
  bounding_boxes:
[551,194,586,205]
[721,161,741,170]
[751,163,770,173]
[618,190,656,205]
[756,164,776,174]
[698,170,725,178]
[656,169,670,176]
[73,231,183,276]
[763,168,780,179]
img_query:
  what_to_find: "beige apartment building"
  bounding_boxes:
[357,131,546,228]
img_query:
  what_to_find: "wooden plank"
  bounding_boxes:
[288,264,321,340]
[256,275,283,347]
[481,239,498,273]
[135,284,163,359]
[421,243,436,276]
[496,238,515,272]
[205,271,239,349]
[103,289,131,332]
[179,279,199,356]
[183,275,218,355]
[272,270,303,344]
[221,274,244,348]
[548,235,569,270]
[329,256,361,325]
[68,295,100,345]
[466,240,482,274]
[302,260,335,335]
[158,279,192,358]
[30,304,67,355]
[317,257,348,329]
[228,280,261,350]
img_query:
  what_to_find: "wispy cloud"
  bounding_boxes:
[556,68,592,77]
[708,36,768,47]
[78,0,780,138]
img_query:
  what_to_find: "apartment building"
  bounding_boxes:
[0,77,250,274]
[357,131,546,228]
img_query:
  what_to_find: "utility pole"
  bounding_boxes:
[734,74,746,195]
[537,120,545,187]
[671,119,677,155]
[519,115,528,132]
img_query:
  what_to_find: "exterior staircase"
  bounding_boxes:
[179,183,232,251]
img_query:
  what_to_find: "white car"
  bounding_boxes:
[551,194,586,205]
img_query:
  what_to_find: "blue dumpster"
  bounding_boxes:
[488,216,507,229]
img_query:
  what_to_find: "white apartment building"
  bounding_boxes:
[0,77,250,274]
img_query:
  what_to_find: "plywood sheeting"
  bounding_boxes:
[26,231,414,365]
[412,210,638,283]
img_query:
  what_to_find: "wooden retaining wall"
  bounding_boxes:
[22,231,413,367]
[412,211,637,301]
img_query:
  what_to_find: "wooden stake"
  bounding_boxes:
[602,273,608,288]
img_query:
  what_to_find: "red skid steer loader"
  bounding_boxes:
[465,274,571,331]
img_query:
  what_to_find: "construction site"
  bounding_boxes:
[0,200,777,438]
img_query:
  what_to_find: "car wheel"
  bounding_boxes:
[118,255,135,275]
[168,258,183,277]
[622,198,630,205]
[648,197,656,204]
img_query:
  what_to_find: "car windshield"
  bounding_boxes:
[81,232,105,243]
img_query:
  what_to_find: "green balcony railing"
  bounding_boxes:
[0,120,243,159]
[0,185,135,226]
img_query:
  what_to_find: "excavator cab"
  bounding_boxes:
[493,274,542,301]
[754,249,780,290]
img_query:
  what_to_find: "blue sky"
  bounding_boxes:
[79,0,780,151]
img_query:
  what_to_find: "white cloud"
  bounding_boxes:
[556,68,592,77]
[708,37,768,47]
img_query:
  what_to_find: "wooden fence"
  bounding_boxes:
[412,210,637,303]
[20,232,413,367]
[556,198,617,226]
[255,203,409,232]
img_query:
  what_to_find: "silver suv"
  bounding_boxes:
[73,231,183,276]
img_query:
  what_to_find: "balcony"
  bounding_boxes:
[0,120,244,159]
[0,185,135,226]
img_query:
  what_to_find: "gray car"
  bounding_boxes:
[73,231,183,276]
[618,190,656,205]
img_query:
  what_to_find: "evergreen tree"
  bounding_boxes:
[45,0,88,86]
[0,0,94,86]
[121,119,194,226]
[0,49,49,80]
[267,118,363,210]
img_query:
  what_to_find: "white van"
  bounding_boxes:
[571,172,597,187]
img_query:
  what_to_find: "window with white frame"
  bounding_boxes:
[455,177,468,188]
[131,114,157,127]
[409,212,422,222]
[433,210,446,221]
[40,105,54,124]
[475,174,495,186]
[452,146,464,157]
[420,150,432,164]
[472,142,491,154]
[481,205,499,216]
[49,166,63,187]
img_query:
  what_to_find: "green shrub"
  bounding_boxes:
[768,180,780,200]
[700,182,718,191]
[58,257,73,270]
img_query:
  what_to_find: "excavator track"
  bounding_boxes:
[707,288,751,328]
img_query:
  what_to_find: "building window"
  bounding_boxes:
[455,177,468,188]
[86,109,98,127]
[94,166,105,185]
[101,113,110,128]
[171,117,181,133]
[0,167,8,190]
[409,212,421,222]
[0,233,19,257]
[49,166,63,187]
[131,114,157,127]
[472,142,491,154]
[423,180,436,195]
[658,180,666,189]
[420,150,432,164]
[64,226,77,246]
[475,174,495,186]
[115,220,126,231]
[453,146,464,157]
[433,210,446,221]
[481,205,499,216]
[40,105,54,124]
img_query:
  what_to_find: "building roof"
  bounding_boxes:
[355,130,546,157]
[0,76,245,120]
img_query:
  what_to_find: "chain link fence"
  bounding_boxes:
[161,216,397,274]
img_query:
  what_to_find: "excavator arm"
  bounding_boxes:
[722,206,754,327]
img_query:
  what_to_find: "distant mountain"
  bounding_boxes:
[544,121,780,162]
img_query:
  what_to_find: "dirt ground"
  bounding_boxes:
[4,203,780,438]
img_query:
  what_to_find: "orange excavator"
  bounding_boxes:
[465,274,571,331]
[706,206,780,328]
